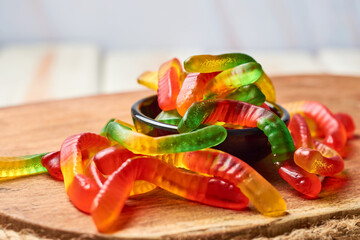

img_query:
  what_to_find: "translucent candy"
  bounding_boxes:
[255,73,276,102]
[278,161,321,198]
[335,112,356,139]
[90,146,286,217]
[60,132,111,213]
[284,101,347,152]
[224,84,265,106]
[91,156,249,232]
[158,149,286,217]
[0,153,47,178]
[93,146,156,196]
[184,53,256,73]
[184,53,276,102]
[288,114,315,149]
[155,110,182,125]
[178,99,295,162]
[41,151,63,181]
[176,72,219,116]
[289,114,344,176]
[203,62,263,100]
[104,121,227,155]
[294,146,344,176]
[157,58,184,111]
[137,71,158,90]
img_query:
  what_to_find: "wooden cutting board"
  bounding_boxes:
[0,75,359,239]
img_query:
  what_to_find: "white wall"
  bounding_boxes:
[0,0,359,51]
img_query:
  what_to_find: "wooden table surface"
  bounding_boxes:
[0,75,359,239]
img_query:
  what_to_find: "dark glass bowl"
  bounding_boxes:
[131,95,290,165]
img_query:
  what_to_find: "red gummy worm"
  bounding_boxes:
[174,149,287,216]
[287,101,347,152]
[41,151,63,181]
[335,112,356,139]
[91,156,248,232]
[88,162,107,187]
[288,114,315,149]
[93,146,141,175]
[289,114,344,176]
[157,58,183,111]
[93,146,286,216]
[278,161,321,198]
[260,102,270,110]
[60,133,111,213]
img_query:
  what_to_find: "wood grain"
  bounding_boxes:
[0,75,359,239]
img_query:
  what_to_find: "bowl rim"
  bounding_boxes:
[131,95,290,135]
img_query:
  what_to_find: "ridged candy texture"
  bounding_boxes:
[203,62,264,100]
[284,101,347,152]
[334,112,356,139]
[93,146,157,196]
[157,149,287,217]
[0,153,47,178]
[184,53,256,73]
[91,156,249,232]
[178,99,295,162]
[176,72,219,116]
[255,73,276,102]
[91,145,286,217]
[105,121,227,155]
[224,84,265,106]
[183,53,276,102]
[60,132,111,213]
[289,114,344,176]
[157,58,184,111]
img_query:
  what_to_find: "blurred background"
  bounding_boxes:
[0,0,359,107]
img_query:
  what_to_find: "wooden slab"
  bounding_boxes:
[0,75,359,239]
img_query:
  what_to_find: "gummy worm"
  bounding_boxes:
[88,161,106,188]
[255,73,276,103]
[137,71,158,90]
[176,72,220,116]
[94,146,157,196]
[60,132,111,213]
[0,153,47,178]
[335,112,356,139]
[183,53,276,102]
[93,144,286,217]
[178,99,295,162]
[224,84,265,106]
[177,100,323,196]
[278,161,321,198]
[283,101,347,152]
[288,114,315,149]
[157,58,184,111]
[184,53,256,73]
[289,114,344,176]
[104,121,227,155]
[41,145,153,196]
[41,151,63,181]
[158,149,287,216]
[294,146,344,176]
[91,156,249,232]
[203,62,263,100]
[155,109,182,125]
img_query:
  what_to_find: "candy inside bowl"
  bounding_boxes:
[131,95,290,165]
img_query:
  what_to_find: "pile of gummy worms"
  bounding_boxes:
[0,53,356,233]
